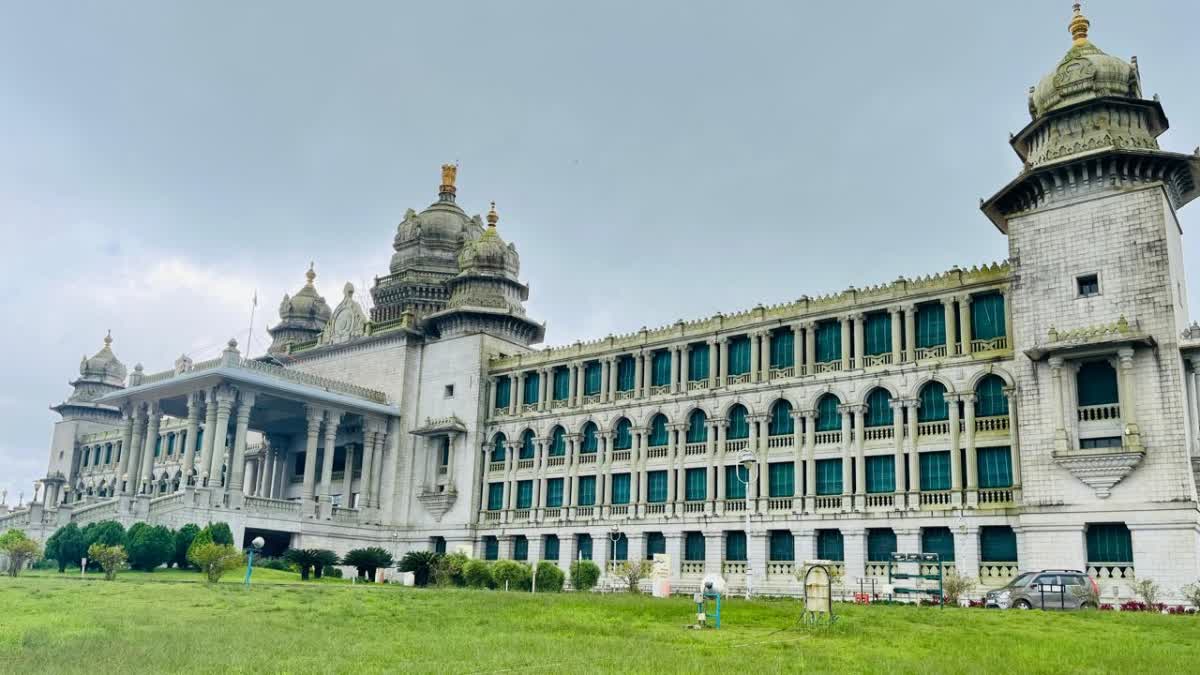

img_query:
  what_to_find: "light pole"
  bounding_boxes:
[608,525,623,591]
[244,536,265,588]
[734,449,759,600]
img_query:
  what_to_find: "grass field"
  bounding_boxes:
[2,569,1199,674]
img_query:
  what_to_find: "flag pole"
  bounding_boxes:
[246,290,258,355]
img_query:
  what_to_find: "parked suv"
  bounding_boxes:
[985,570,1099,610]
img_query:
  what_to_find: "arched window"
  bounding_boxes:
[549,426,566,456]
[580,422,598,454]
[918,382,949,422]
[865,388,894,427]
[975,375,1009,417]
[768,400,794,436]
[1077,361,1119,407]
[648,414,669,447]
[815,395,841,432]
[614,418,633,450]
[686,410,708,444]
[520,430,536,459]
[727,404,749,440]
[491,433,507,462]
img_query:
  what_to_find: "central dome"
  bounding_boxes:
[389,164,485,275]
[1029,4,1140,119]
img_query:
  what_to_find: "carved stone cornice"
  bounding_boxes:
[1052,447,1145,498]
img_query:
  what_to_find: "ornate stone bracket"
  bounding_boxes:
[1052,448,1145,498]
[417,489,458,522]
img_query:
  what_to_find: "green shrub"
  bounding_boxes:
[534,561,565,592]
[173,524,200,569]
[87,543,127,581]
[45,523,87,573]
[255,556,293,572]
[189,542,244,584]
[82,520,126,551]
[616,560,653,593]
[492,560,532,591]
[463,560,494,589]
[126,523,175,572]
[434,551,470,587]
[569,560,601,592]
[397,550,438,586]
[344,547,396,581]
[207,522,234,546]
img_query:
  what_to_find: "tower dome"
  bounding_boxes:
[268,264,332,354]
[388,164,485,276]
[52,332,127,422]
[78,331,127,389]
[457,202,521,279]
[1028,4,1141,120]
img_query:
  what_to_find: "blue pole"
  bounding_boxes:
[244,549,255,588]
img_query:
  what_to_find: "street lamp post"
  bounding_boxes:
[608,525,623,591]
[244,536,265,588]
[734,449,759,601]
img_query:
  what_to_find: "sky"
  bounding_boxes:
[1,1,1198,505]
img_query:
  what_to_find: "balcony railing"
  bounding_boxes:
[579,453,597,464]
[1087,563,1134,581]
[682,501,705,514]
[919,490,952,506]
[975,415,1010,433]
[864,493,894,509]
[489,461,505,473]
[512,509,530,521]
[726,373,751,386]
[814,431,842,445]
[614,389,636,401]
[767,562,795,577]
[646,503,668,515]
[813,360,841,374]
[543,507,562,520]
[684,442,707,456]
[767,435,793,449]
[814,496,841,511]
[864,426,893,441]
[1078,403,1120,422]
[866,562,889,577]
[862,353,892,368]
[582,394,601,405]
[722,560,747,576]
[546,456,566,468]
[769,366,795,379]
[971,336,1009,353]
[979,562,1019,585]
[575,506,595,518]
[917,420,950,437]
[517,459,534,470]
[725,439,749,452]
[687,380,709,391]
[766,497,792,512]
[724,499,747,512]
[649,385,670,397]
[681,562,706,576]
[916,345,947,360]
[978,487,1014,506]
[611,450,631,462]
[481,510,501,523]
[521,403,538,413]
[550,399,568,410]
[492,407,508,418]
[646,447,669,460]
[610,504,630,516]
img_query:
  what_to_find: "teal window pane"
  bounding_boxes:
[980,526,1017,562]
[552,368,570,401]
[616,356,636,391]
[684,532,705,561]
[611,474,631,505]
[919,451,951,491]
[647,471,668,503]
[865,388,894,427]
[549,428,566,456]
[922,527,955,562]
[918,382,949,422]
[725,531,747,561]
[725,465,748,499]
[867,529,897,562]
[514,536,528,561]
[523,372,540,404]
[649,415,669,447]
[816,395,841,431]
[495,378,511,409]
[685,468,707,501]
[167,434,175,455]
[689,343,710,381]
[194,430,203,455]
[491,435,507,462]
[577,476,596,506]
[1087,523,1132,563]
[865,455,895,493]
[581,424,598,453]
[577,534,593,560]
[727,405,749,440]
[104,445,112,464]
[864,312,891,356]
[971,292,1006,341]
[584,362,602,395]
[520,431,536,459]
[770,330,794,369]
[651,351,671,387]
[727,336,751,375]
[815,321,841,363]
[975,375,1009,417]
[916,303,946,348]
[610,533,628,561]
[516,480,533,509]
[769,530,795,561]
[487,483,504,510]
[544,535,560,561]
[484,537,499,560]
[768,462,794,498]
[769,401,794,436]
[154,436,161,457]
[686,410,708,443]
[816,459,843,495]
[977,446,1013,488]
[614,419,633,450]
[1077,362,1119,406]
[646,532,666,559]
[817,530,844,562]
[546,478,564,507]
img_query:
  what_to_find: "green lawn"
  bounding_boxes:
[2,570,1198,674]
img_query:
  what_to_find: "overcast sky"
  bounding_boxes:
[2,1,1198,505]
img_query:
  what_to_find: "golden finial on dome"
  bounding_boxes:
[440,163,458,195]
[1069,2,1090,45]
[487,201,498,227]
[305,261,316,285]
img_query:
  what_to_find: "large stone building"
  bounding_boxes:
[6,5,1200,599]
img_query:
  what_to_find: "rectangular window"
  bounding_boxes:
[976,447,1013,489]
[494,377,511,409]
[867,529,897,562]
[864,311,891,356]
[865,455,895,494]
[685,468,707,501]
[577,534,593,561]
[616,356,636,391]
[1080,437,1122,449]
[1077,273,1100,298]
[725,531,747,561]
[770,329,794,369]
[727,336,751,375]
[584,362,602,395]
[484,536,499,561]
[546,478,564,507]
[768,462,794,498]
[915,303,946,348]
[684,532,705,561]
[523,372,540,405]
[646,532,666,559]
[552,368,570,401]
[295,452,305,477]
[166,434,175,455]
[577,475,596,506]
[611,473,631,505]
[769,530,795,561]
[919,451,951,491]
[433,537,446,555]
[922,527,955,562]
[651,351,672,386]
[970,292,1006,340]
[725,465,748,499]
[815,458,843,495]
[154,436,162,457]
[516,480,533,509]
[544,535,560,561]
[980,526,1017,562]
[815,321,841,363]
[688,343,710,381]
[487,483,504,510]
[513,536,528,561]
[816,530,844,562]
[1086,523,1132,563]
[647,470,669,503]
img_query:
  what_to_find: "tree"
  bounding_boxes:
[82,520,126,550]
[345,547,396,581]
[174,524,200,569]
[126,523,175,572]
[535,561,565,592]
[1181,582,1200,610]
[313,549,339,579]
[0,530,41,576]
[45,523,87,573]
[433,551,469,587]
[188,542,244,583]
[397,550,438,586]
[491,560,532,591]
[463,560,494,589]
[207,522,234,546]
[617,560,653,594]
[942,572,976,605]
[569,560,600,592]
[284,549,320,580]
[87,543,127,581]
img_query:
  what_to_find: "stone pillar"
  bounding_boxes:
[891,400,906,501]
[949,394,962,506]
[1000,288,1014,347]
[760,330,772,382]
[227,391,255,498]
[516,372,526,409]
[361,425,377,507]
[670,347,681,394]
[852,313,865,370]
[1116,347,1142,451]
[600,360,611,402]
[641,354,653,397]
[794,528,814,564]
[139,404,161,495]
[791,411,804,509]
[244,458,258,497]
[954,526,980,583]
[792,324,804,376]
[608,358,619,401]
[1004,388,1022,492]
[567,362,578,406]
[666,532,683,582]
[903,304,916,363]
[634,352,645,399]
[318,411,341,515]
[839,316,851,371]
[718,338,729,387]
[750,416,765,512]
[715,422,727,504]
[751,331,763,383]
[889,306,902,364]
[706,338,718,389]
[804,322,816,375]
[509,374,518,415]
[963,392,978,506]
[804,411,816,510]
[372,423,391,510]
[181,393,201,488]
[748,530,768,590]
[906,401,920,508]
[125,404,146,495]
[853,405,866,507]
[342,444,356,506]
[843,530,866,583]
[301,405,322,508]
[116,407,135,495]
[839,406,853,509]
[960,294,973,355]
[1049,357,1070,454]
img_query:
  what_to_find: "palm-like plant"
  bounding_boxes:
[398,550,440,586]
[342,547,395,581]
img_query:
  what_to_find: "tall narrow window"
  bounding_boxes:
[725,531,747,561]
[1077,361,1119,407]
[971,292,1006,340]
[546,478,564,507]
[980,526,1017,563]
[614,419,633,450]
[552,368,570,401]
[516,480,533,509]
[918,382,949,422]
[577,534,593,560]
[549,427,566,456]
[583,361,602,395]
[484,536,499,561]
[580,423,598,453]
[651,351,672,387]
[919,451,951,491]
[769,531,795,561]
[1086,523,1132,565]
[864,312,891,356]
[865,455,895,493]
[685,468,706,501]
[523,372,540,405]
[610,533,628,561]
[727,336,751,375]
[648,414,669,447]
[519,430,536,459]
[688,343,710,381]
[915,303,946,348]
[686,410,708,443]
[867,529,897,562]
[611,474,631,505]
[770,329,794,369]
[616,356,636,392]
[816,395,841,432]
[544,535,560,561]
[865,388,894,427]
[491,434,507,462]
[725,465,748,499]
[816,530,844,561]
[577,476,596,506]
[769,400,794,436]
[727,404,749,439]
[815,458,843,495]
[647,470,668,503]
[646,532,666,559]
[815,321,841,363]
[513,536,528,561]
[977,446,1013,488]
[494,377,511,409]
[487,483,504,511]
[684,532,705,561]
[922,527,955,562]
[768,462,794,497]
[975,375,1009,417]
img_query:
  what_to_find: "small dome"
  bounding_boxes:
[1029,5,1140,119]
[457,202,520,279]
[278,264,332,327]
[79,332,127,387]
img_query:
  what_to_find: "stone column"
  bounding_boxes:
[760,330,772,382]
[641,354,653,397]
[116,407,135,495]
[852,313,865,370]
[602,433,615,516]
[963,392,978,507]
[670,347,681,394]
[1049,357,1070,454]
[749,415,764,512]
[804,411,816,510]
[181,393,201,488]
[906,401,920,508]
[1116,347,1142,451]
[750,331,763,382]
[301,405,322,507]
[536,368,547,411]
[244,458,258,497]
[666,427,679,509]
[714,422,727,505]
[718,337,729,386]
[943,297,958,355]
[889,306,902,364]
[341,444,356,506]
[792,324,804,376]
[318,410,341,516]
[1000,288,1014,346]
[360,426,376,507]
[516,372,526,409]
[509,374,518,415]
[839,406,852,509]
[227,391,255,498]
[843,530,866,584]
[903,304,917,363]
[1004,388,1022,493]
[634,353,645,399]
[949,394,962,506]
[600,360,611,402]
[608,357,619,400]
[891,400,906,503]
[125,404,146,495]
[567,362,578,406]
[373,423,391,511]
[706,339,718,389]
[804,322,816,375]
[139,404,161,495]
[209,388,235,487]
[960,294,974,355]
[839,316,851,371]
[853,405,866,507]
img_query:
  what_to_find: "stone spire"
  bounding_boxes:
[268,263,333,354]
